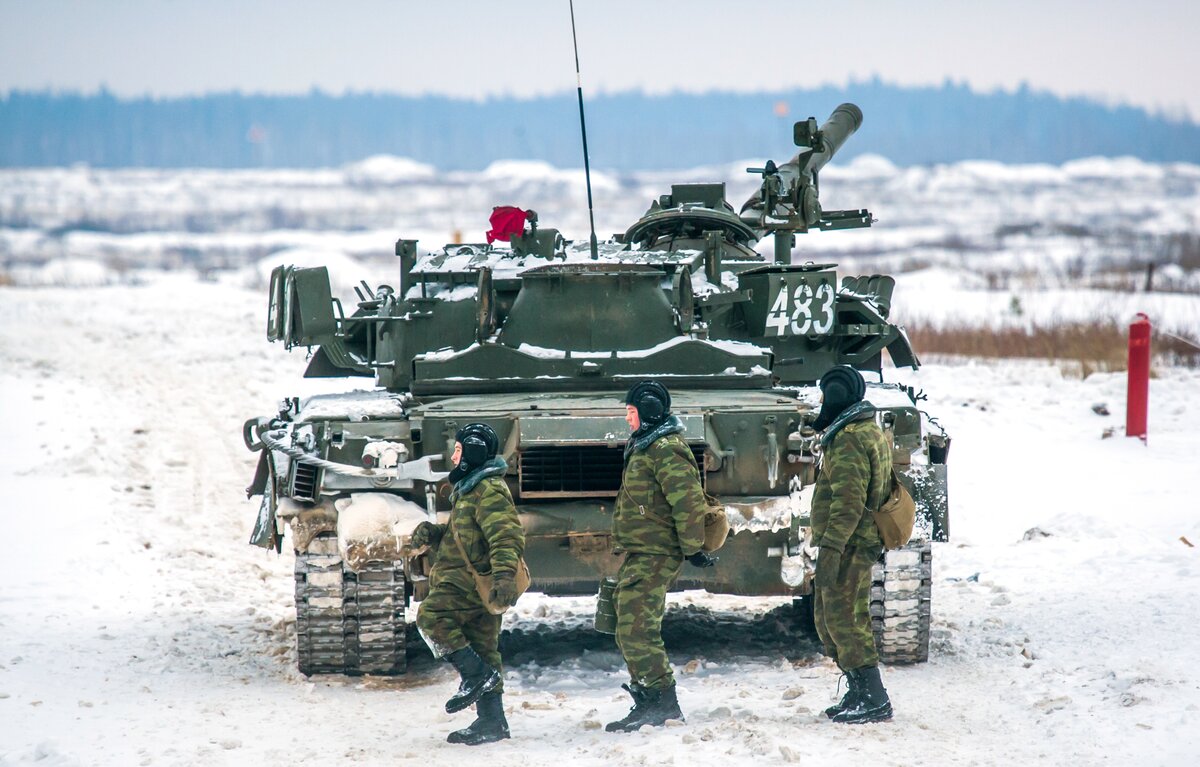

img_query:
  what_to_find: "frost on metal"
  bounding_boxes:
[725,484,815,534]
[509,336,769,362]
[403,282,478,302]
[781,527,818,589]
[295,390,409,423]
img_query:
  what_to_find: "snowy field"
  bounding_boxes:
[2,155,1199,332]
[1,273,1198,767]
[3,155,1198,346]
[1,155,1199,765]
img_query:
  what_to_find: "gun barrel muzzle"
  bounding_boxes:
[803,102,862,176]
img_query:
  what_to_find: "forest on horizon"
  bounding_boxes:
[2,80,1198,170]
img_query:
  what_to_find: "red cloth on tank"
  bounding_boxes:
[486,206,528,243]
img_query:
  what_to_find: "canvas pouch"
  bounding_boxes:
[449,523,531,615]
[873,469,917,550]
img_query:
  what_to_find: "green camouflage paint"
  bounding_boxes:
[430,476,525,590]
[812,413,892,670]
[814,543,882,670]
[416,587,506,691]
[613,553,683,690]
[415,475,525,690]
[610,431,709,690]
[811,418,892,554]
[613,433,706,558]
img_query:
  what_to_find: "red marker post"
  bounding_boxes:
[1126,313,1151,442]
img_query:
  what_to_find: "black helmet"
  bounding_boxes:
[455,422,499,467]
[624,380,671,429]
[812,365,866,431]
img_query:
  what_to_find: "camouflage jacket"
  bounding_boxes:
[613,427,707,558]
[429,474,525,593]
[811,403,892,553]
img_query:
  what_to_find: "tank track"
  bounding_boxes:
[870,539,932,664]
[294,532,408,675]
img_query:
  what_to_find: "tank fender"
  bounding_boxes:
[246,449,271,498]
[279,497,338,553]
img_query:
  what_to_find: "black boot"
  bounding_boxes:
[831,665,892,724]
[444,646,501,714]
[606,684,683,732]
[823,668,860,719]
[604,683,648,732]
[447,691,510,746]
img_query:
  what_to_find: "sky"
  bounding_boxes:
[2,0,1198,119]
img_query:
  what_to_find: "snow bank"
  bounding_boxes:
[4,257,116,287]
[891,266,1200,334]
[479,160,619,194]
[245,246,365,298]
[343,155,436,185]
[1062,155,1167,180]
[334,493,429,572]
[822,152,899,181]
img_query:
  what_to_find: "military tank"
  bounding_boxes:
[243,103,950,676]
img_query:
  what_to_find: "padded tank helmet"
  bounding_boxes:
[812,365,866,431]
[624,380,671,429]
[454,422,499,467]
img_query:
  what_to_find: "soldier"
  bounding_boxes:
[606,380,717,733]
[411,422,525,745]
[810,365,894,724]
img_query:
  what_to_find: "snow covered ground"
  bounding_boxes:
[3,155,1199,299]
[1,274,1198,766]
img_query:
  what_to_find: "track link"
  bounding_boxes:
[870,539,932,664]
[294,532,408,675]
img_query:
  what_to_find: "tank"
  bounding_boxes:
[242,104,951,675]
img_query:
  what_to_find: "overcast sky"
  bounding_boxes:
[2,0,1197,118]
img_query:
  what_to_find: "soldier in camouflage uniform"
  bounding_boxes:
[810,365,894,724]
[412,422,525,745]
[606,381,717,733]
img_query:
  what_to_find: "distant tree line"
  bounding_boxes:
[2,80,1197,170]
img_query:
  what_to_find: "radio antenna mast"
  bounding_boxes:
[569,0,599,260]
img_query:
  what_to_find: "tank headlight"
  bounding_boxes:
[362,441,409,469]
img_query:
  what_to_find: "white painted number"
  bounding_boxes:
[790,282,814,334]
[766,279,835,337]
[814,282,835,334]
[766,285,790,336]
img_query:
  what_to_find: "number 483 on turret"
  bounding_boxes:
[763,272,837,337]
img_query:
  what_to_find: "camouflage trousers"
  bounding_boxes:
[814,544,882,671]
[614,552,682,690]
[416,583,506,693]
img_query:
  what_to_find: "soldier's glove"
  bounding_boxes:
[686,551,719,568]
[489,571,520,609]
[814,548,842,589]
[410,521,442,550]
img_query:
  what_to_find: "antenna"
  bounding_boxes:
[569,0,600,260]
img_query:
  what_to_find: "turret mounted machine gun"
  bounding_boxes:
[740,103,874,263]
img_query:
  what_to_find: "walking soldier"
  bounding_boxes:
[412,423,525,745]
[606,381,717,732]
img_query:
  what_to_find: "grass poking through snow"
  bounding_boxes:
[906,320,1200,375]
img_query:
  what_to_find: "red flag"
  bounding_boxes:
[486,206,529,244]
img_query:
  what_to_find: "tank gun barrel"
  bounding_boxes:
[740,103,866,236]
[797,102,862,177]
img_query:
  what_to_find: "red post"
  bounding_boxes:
[1126,313,1151,442]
